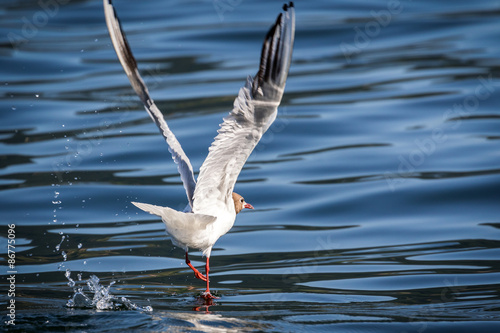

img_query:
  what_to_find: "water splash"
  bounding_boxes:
[65,269,75,288]
[52,190,60,223]
[67,288,93,308]
[51,169,151,313]
[66,274,153,312]
[55,235,66,251]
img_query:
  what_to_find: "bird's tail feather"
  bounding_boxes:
[131,202,216,230]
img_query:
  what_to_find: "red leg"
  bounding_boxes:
[185,251,207,282]
[202,256,219,300]
[205,256,210,294]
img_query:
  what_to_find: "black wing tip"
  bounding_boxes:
[283,2,294,11]
[254,2,295,95]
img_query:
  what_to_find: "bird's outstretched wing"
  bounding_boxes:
[192,3,295,215]
[103,0,196,208]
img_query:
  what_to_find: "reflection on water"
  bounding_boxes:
[1,0,500,331]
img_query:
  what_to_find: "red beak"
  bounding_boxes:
[244,203,254,210]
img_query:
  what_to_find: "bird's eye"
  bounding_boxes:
[240,198,244,203]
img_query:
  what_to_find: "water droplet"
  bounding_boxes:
[78,243,82,249]
[55,235,66,251]
[65,269,75,288]
[35,94,39,98]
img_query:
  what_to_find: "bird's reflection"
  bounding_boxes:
[162,303,261,331]
[192,293,218,312]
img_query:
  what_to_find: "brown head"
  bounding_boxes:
[232,192,254,214]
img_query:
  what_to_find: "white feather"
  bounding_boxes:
[103,0,196,208]
[104,0,295,256]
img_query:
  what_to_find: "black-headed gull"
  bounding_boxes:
[104,0,295,299]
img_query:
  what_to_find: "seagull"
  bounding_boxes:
[103,0,295,299]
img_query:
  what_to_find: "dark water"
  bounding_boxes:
[1,0,500,331]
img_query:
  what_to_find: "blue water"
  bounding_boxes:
[1,0,500,331]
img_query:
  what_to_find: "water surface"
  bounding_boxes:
[1,0,500,331]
